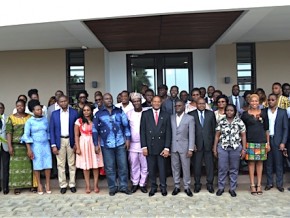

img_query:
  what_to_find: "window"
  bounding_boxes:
[66,50,85,104]
[236,43,256,93]
[127,53,193,94]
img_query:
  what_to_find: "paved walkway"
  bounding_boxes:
[1,183,290,217]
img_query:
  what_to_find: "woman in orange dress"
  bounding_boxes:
[75,104,104,194]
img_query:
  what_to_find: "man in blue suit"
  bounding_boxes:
[265,93,288,192]
[50,95,78,194]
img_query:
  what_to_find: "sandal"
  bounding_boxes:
[250,184,256,195]
[256,185,263,195]
[14,189,21,195]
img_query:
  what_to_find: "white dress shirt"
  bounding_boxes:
[60,108,69,137]
[176,112,184,127]
[268,107,278,136]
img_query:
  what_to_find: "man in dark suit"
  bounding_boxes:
[140,96,171,197]
[188,97,216,194]
[171,100,195,197]
[265,93,288,192]
[50,95,78,194]
[228,84,245,115]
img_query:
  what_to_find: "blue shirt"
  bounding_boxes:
[93,106,131,148]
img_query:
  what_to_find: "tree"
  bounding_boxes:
[132,68,151,93]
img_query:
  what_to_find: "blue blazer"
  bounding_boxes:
[49,108,78,150]
[270,108,288,146]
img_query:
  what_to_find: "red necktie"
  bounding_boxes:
[155,111,159,125]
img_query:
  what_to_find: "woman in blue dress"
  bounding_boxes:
[22,100,52,194]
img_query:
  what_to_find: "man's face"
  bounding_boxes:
[95,96,103,107]
[180,92,188,102]
[55,91,63,101]
[268,95,277,108]
[121,92,129,104]
[207,87,215,97]
[191,91,200,102]
[200,88,206,98]
[283,85,290,97]
[158,88,167,97]
[175,101,185,114]
[152,96,162,110]
[170,87,178,98]
[141,85,148,95]
[132,98,142,110]
[58,97,68,109]
[145,91,154,103]
[272,85,281,95]
[103,94,113,107]
[232,86,240,96]
[31,94,39,100]
[196,98,206,111]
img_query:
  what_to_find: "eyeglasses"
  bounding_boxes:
[95,99,102,102]
[79,96,86,99]
[217,101,226,103]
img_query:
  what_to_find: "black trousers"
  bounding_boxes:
[194,150,214,187]
[147,154,167,190]
[0,146,10,190]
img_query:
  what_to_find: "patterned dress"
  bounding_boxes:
[21,116,52,170]
[75,118,104,170]
[6,114,36,189]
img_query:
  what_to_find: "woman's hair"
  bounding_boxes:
[48,96,56,107]
[243,90,254,100]
[17,94,28,102]
[216,94,229,105]
[80,103,93,124]
[28,89,38,98]
[249,94,260,102]
[77,90,89,99]
[255,88,266,102]
[16,99,26,106]
[28,99,41,112]
[225,104,237,117]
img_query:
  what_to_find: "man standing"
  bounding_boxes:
[228,85,245,115]
[140,96,171,197]
[171,100,195,197]
[188,98,216,194]
[157,84,169,104]
[50,95,78,194]
[142,89,154,109]
[126,93,148,194]
[265,93,288,192]
[162,85,179,115]
[205,86,215,107]
[93,93,131,196]
[115,90,134,114]
[272,82,290,109]
[282,83,290,100]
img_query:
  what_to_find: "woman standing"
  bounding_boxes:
[73,90,94,116]
[214,95,228,124]
[6,100,33,194]
[213,104,247,197]
[21,100,52,194]
[241,94,270,195]
[0,103,10,194]
[75,104,104,194]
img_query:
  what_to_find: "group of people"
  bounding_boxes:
[0,82,290,198]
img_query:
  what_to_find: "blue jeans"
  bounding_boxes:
[101,145,129,192]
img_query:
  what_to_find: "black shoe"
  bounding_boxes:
[277,187,284,192]
[194,186,201,193]
[216,189,224,196]
[3,189,9,195]
[207,186,214,194]
[70,187,77,193]
[161,188,167,196]
[120,189,132,195]
[171,187,180,196]
[149,189,157,197]
[109,190,116,196]
[131,185,138,193]
[0,187,2,192]
[265,185,273,191]
[140,186,148,193]
[60,188,67,194]
[229,190,237,197]
[184,188,193,197]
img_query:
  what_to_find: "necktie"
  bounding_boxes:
[172,100,176,115]
[155,111,159,125]
[0,116,2,130]
[200,111,204,127]
[235,97,239,110]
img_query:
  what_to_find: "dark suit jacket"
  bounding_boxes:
[50,108,78,150]
[140,109,172,155]
[268,107,288,146]
[188,109,216,151]
[228,95,245,111]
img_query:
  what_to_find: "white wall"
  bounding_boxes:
[108,49,216,99]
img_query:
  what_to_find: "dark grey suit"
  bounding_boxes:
[140,109,171,190]
[266,108,288,188]
[171,113,195,189]
[228,95,245,114]
[188,109,216,188]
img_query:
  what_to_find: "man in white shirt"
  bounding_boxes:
[115,90,134,114]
